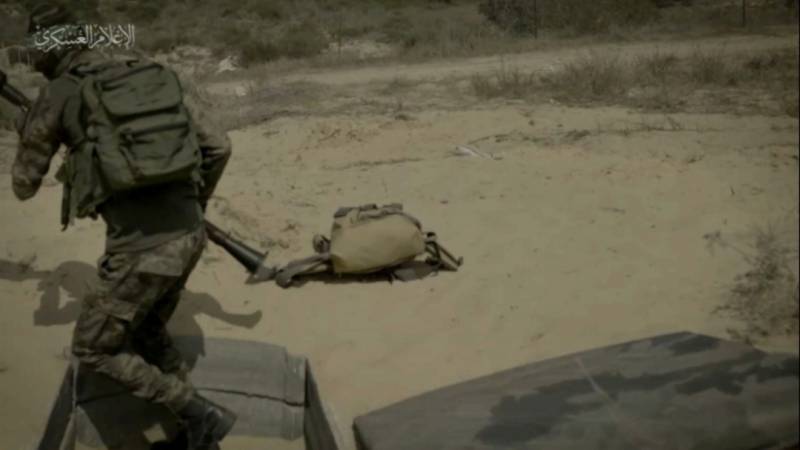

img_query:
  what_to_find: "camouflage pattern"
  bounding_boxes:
[11,50,95,201]
[354,332,799,450]
[71,227,207,411]
[13,49,232,212]
[11,7,233,433]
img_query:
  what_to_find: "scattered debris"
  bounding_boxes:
[326,158,422,171]
[453,145,500,160]
[216,56,239,74]
[563,129,591,143]
[282,220,301,233]
[684,154,705,164]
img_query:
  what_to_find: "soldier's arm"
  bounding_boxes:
[184,87,232,210]
[12,84,63,201]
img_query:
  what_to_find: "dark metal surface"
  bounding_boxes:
[354,332,800,450]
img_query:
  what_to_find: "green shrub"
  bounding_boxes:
[277,20,329,59]
[478,0,537,35]
[380,11,504,57]
[248,0,289,20]
[479,0,659,35]
[216,23,253,49]
[381,14,417,48]
[111,0,161,23]
[239,39,281,66]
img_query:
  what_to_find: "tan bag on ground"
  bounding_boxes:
[329,204,426,274]
[275,203,462,288]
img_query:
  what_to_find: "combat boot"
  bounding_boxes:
[176,393,237,450]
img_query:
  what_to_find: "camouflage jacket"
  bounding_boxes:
[13,49,232,251]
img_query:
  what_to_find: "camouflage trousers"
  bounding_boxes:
[71,227,207,412]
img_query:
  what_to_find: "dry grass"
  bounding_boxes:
[2,0,797,70]
[551,53,631,100]
[635,50,680,81]
[470,47,799,116]
[471,62,537,99]
[379,76,416,96]
[471,52,631,102]
[708,226,800,342]
[687,50,735,85]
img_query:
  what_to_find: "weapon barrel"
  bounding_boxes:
[204,220,268,275]
[0,70,33,111]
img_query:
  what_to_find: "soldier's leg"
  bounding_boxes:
[72,229,206,409]
[133,232,206,378]
[132,295,187,378]
[73,229,234,449]
[71,254,195,411]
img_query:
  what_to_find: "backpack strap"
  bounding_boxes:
[274,253,332,288]
[423,232,463,271]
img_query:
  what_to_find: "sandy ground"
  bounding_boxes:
[1,33,798,450]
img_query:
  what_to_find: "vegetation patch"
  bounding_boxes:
[470,47,799,116]
[707,227,799,343]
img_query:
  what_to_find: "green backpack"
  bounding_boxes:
[58,59,202,227]
[274,204,463,288]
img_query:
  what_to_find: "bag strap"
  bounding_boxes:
[274,253,332,288]
[424,232,463,271]
[392,233,462,281]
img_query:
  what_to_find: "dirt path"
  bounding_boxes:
[208,33,798,95]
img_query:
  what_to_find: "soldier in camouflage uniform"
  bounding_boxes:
[14,4,237,449]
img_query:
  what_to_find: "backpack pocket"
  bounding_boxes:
[77,60,201,195]
[116,115,198,183]
[97,63,183,117]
